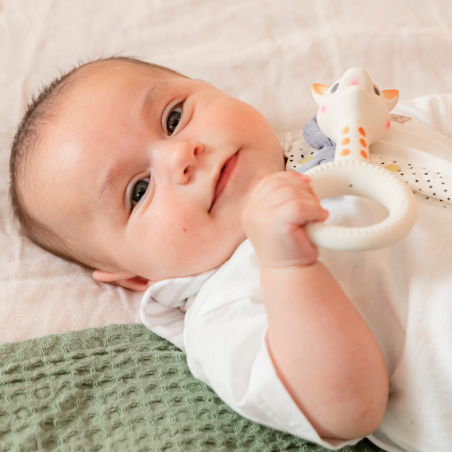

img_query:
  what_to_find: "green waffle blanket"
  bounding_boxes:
[0,324,383,452]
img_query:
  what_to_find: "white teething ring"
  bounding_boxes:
[304,161,418,251]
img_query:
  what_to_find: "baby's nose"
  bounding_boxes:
[169,140,204,184]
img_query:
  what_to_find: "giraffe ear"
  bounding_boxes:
[382,89,399,112]
[311,83,330,107]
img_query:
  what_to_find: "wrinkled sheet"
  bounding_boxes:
[1,0,452,344]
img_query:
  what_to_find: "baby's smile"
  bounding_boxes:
[210,150,240,211]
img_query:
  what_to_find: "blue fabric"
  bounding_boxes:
[296,115,336,173]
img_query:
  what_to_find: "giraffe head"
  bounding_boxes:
[310,67,399,155]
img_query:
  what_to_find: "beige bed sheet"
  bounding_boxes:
[1,0,451,344]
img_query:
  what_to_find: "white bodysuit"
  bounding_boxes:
[141,94,452,452]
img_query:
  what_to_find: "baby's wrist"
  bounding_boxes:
[259,261,326,305]
[255,247,319,269]
[259,259,318,273]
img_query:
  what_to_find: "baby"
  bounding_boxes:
[9,57,452,452]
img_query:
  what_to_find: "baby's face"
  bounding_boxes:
[34,64,284,282]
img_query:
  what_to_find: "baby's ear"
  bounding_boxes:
[92,270,153,294]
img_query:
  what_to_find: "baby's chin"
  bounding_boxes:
[162,234,247,281]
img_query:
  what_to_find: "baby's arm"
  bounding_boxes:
[241,171,388,440]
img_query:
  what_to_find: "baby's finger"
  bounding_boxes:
[281,171,319,200]
[286,170,311,181]
[265,174,325,207]
[263,184,317,209]
[251,171,316,202]
[270,170,311,184]
[292,172,320,199]
[274,198,329,226]
[251,171,304,197]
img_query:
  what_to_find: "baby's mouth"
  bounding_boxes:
[210,152,239,211]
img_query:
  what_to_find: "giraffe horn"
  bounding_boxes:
[382,89,399,112]
[311,83,330,107]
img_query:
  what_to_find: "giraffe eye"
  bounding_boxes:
[331,83,339,93]
[374,86,380,95]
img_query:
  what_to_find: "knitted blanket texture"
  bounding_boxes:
[0,324,382,452]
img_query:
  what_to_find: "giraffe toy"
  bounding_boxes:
[312,67,399,162]
[301,67,418,251]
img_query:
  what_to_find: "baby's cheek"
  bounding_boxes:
[157,212,202,252]
[162,207,197,236]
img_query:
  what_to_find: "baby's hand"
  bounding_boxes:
[241,171,329,268]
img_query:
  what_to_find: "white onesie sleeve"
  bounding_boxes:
[184,239,363,450]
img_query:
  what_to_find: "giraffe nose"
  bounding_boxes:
[342,67,374,92]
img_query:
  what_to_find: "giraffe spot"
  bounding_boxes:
[358,127,366,137]
[341,127,349,135]
[359,138,367,148]
[298,156,314,165]
[341,137,350,145]
[340,149,350,156]
[360,150,368,159]
[384,164,401,172]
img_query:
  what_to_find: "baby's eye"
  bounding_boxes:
[166,103,183,135]
[131,178,149,208]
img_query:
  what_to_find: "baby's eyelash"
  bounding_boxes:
[130,177,150,210]
[165,101,184,135]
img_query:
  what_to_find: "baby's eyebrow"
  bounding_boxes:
[99,162,126,215]
[142,79,170,118]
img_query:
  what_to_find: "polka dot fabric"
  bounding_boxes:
[284,114,452,209]
[282,131,318,168]
[372,157,452,209]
